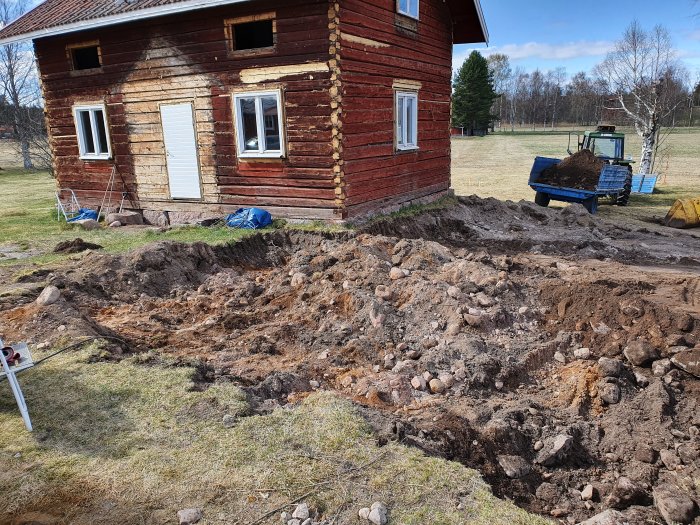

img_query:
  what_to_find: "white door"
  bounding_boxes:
[161,103,202,199]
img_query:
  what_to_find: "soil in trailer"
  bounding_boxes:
[536,150,607,190]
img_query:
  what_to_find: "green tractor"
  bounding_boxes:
[568,125,634,205]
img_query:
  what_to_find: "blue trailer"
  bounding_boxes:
[529,156,632,214]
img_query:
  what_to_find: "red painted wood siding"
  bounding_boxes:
[36,0,340,219]
[338,0,454,218]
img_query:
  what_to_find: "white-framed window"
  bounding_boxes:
[395,91,418,151]
[397,0,419,19]
[73,105,111,160]
[233,90,285,158]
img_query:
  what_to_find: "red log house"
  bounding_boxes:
[0,0,488,223]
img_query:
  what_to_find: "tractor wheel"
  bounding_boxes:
[535,192,550,207]
[616,168,633,206]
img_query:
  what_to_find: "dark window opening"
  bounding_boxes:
[233,20,274,51]
[72,46,101,70]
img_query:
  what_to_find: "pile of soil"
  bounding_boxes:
[2,197,700,524]
[53,238,103,254]
[536,150,606,190]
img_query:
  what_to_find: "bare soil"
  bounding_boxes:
[536,150,607,190]
[1,196,699,524]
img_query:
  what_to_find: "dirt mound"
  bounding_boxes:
[536,149,606,190]
[1,197,700,524]
[53,238,103,254]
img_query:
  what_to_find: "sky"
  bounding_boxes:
[456,0,700,82]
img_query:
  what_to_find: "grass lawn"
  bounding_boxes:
[451,127,700,226]
[0,345,551,525]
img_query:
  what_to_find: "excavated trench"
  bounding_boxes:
[2,197,700,524]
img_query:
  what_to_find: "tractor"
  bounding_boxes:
[568,125,634,205]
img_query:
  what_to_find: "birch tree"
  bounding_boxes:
[0,0,44,170]
[596,21,685,174]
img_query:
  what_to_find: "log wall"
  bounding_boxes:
[36,0,341,221]
[337,0,454,218]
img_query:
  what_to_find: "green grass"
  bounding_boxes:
[0,170,294,266]
[0,345,551,525]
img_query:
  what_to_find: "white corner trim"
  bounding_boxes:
[0,0,254,46]
[472,0,489,44]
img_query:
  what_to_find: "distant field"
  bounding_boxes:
[0,140,23,168]
[451,127,700,224]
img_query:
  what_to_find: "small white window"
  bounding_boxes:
[73,105,111,160]
[397,0,419,19]
[396,91,418,151]
[233,90,285,158]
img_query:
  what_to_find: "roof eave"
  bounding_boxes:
[473,0,489,44]
[0,0,250,46]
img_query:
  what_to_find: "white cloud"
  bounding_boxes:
[483,40,615,61]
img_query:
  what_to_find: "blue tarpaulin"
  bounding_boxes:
[67,209,99,222]
[225,208,273,229]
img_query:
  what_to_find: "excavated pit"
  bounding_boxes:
[1,196,699,524]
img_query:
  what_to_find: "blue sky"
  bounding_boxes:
[456,0,700,82]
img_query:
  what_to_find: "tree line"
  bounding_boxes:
[452,21,700,174]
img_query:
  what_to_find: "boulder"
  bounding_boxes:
[177,509,203,525]
[143,210,170,227]
[535,434,573,467]
[497,455,531,479]
[74,218,100,230]
[653,485,697,524]
[599,382,621,405]
[624,340,659,367]
[605,476,648,510]
[292,503,309,520]
[598,357,623,378]
[671,348,700,378]
[36,285,61,306]
[576,509,625,525]
[106,211,143,226]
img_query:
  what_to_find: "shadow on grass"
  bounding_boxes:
[0,366,135,459]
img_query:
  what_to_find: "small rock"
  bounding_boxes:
[36,285,61,306]
[368,502,388,525]
[74,218,100,230]
[281,511,292,523]
[300,519,311,525]
[497,455,531,479]
[574,347,591,360]
[598,357,623,378]
[405,350,421,360]
[494,380,504,390]
[554,351,567,363]
[106,211,143,225]
[375,285,393,300]
[653,484,697,525]
[475,292,494,307]
[536,434,573,467]
[635,444,656,464]
[634,371,649,387]
[606,476,648,510]
[291,273,308,287]
[624,340,659,367]
[599,382,621,405]
[659,449,681,470]
[309,380,320,389]
[177,508,203,525]
[389,267,406,280]
[533,440,544,451]
[438,373,454,388]
[671,348,700,378]
[358,508,371,520]
[421,338,438,349]
[577,510,625,525]
[108,221,122,228]
[222,414,237,428]
[518,306,529,315]
[581,484,596,501]
[422,371,433,382]
[463,313,482,327]
[652,359,673,377]
[447,285,462,299]
[429,378,446,394]
[411,376,426,391]
[292,503,309,520]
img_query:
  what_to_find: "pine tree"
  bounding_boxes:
[452,51,498,135]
